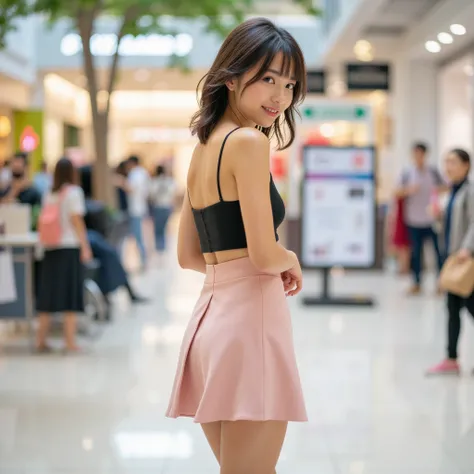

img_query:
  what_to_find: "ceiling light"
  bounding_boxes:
[450,24,466,35]
[425,41,441,53]
[354,39,374,61]
[437,32,453,44]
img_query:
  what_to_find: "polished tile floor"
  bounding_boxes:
[1,246,474,473]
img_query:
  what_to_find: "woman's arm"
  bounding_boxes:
[460,184,474,253]
[70,214,92,262]
[230,128,297,274]
[177,194,206,274]
[67,187,92,262]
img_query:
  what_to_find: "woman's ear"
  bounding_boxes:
[226,79,236,91]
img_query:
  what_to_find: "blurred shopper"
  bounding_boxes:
[0,153,41,207]
[390,196,411,274]
[427,149,474,375]
[149,164,176,253]
[119,155,149,271]
[33,161,52,197]
[0,159,11,191]
[36,157,92,353]
[166,18,307,472]
[115,160,129,215]
[87,229,149,320]
[396,143,446,294]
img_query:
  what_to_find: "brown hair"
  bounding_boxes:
[190,17,307,150]
[52,157,78,192]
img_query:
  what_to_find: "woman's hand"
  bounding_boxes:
[281,255,303,296]
[80,245,93,264]
[456,248,471,263]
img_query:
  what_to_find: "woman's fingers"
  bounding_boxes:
[287,278,303,296]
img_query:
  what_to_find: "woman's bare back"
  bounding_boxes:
[187,126,250,265]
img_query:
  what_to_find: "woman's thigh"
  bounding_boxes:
[220,420,287,474]
[201,422,222,463]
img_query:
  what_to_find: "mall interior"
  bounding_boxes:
[2,0,474,472]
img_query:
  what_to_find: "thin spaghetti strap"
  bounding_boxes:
[217,127,240,201]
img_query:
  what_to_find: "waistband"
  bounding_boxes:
[204,257,276,284]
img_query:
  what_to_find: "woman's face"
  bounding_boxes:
[229,52,297,128]
[444,152,469,183]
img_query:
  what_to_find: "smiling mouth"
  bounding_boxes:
[262,106,279,116]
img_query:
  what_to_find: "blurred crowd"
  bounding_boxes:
[0,153,177,352]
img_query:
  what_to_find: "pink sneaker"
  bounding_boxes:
[426,359,460,376]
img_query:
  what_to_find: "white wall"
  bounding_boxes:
[438,56,473,163]
[0,17,37,84]
[391,57,438,181]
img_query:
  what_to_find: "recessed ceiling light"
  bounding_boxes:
[438,32,453,44]
[425,41,441,53]
[450,24,466,35]
[354,39,374,61]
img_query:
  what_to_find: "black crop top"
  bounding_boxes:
[190,128,286,253]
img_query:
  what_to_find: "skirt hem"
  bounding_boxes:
[166,413,308,423]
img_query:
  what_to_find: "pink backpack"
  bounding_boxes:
[38,187,68,246]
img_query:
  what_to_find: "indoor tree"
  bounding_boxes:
[0,0,319,204]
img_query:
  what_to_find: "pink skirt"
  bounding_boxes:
[166,257,307,423]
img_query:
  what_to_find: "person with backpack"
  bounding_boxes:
[36,157,92,353]
[396,142,447,295]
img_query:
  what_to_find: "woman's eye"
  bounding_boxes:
[287,83,296,90]
[263,76,275,84]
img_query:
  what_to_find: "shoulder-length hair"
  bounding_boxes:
[52,157,78,192]
[190,17,307,150]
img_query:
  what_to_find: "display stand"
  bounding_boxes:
[302,268,375,307]
[300,145,378,307]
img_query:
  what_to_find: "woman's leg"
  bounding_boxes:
[462,290,474,321]
[447,292,463,360]
[153,207,168,251]
[36,312,51,349]
[397,246,411,274]
[63,312,79,350]
[220,421,287,474]
[201,422,222,464]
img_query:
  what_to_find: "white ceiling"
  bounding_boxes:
[364,0,444,36]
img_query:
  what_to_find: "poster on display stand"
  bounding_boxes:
[300,145,377,306]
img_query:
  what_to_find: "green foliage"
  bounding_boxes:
[0,0,29,48]
[0,0,321,50]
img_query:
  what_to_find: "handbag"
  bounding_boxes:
[439,254,474,297]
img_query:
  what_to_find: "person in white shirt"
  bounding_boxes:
[149,165,176,252]
[125,155,149,269]
[36,157,92,353]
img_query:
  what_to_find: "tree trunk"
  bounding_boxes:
[91,112,116,207]
[78,10,115,208]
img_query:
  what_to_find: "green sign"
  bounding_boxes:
[302,105,369,122]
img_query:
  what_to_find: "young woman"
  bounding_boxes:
[166,18,307,472]
[427,149,474,375]
[36,157,92,352]
[149,165,176,252]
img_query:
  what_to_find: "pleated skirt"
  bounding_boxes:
[166,257,307,424]
[36,248,85,313]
